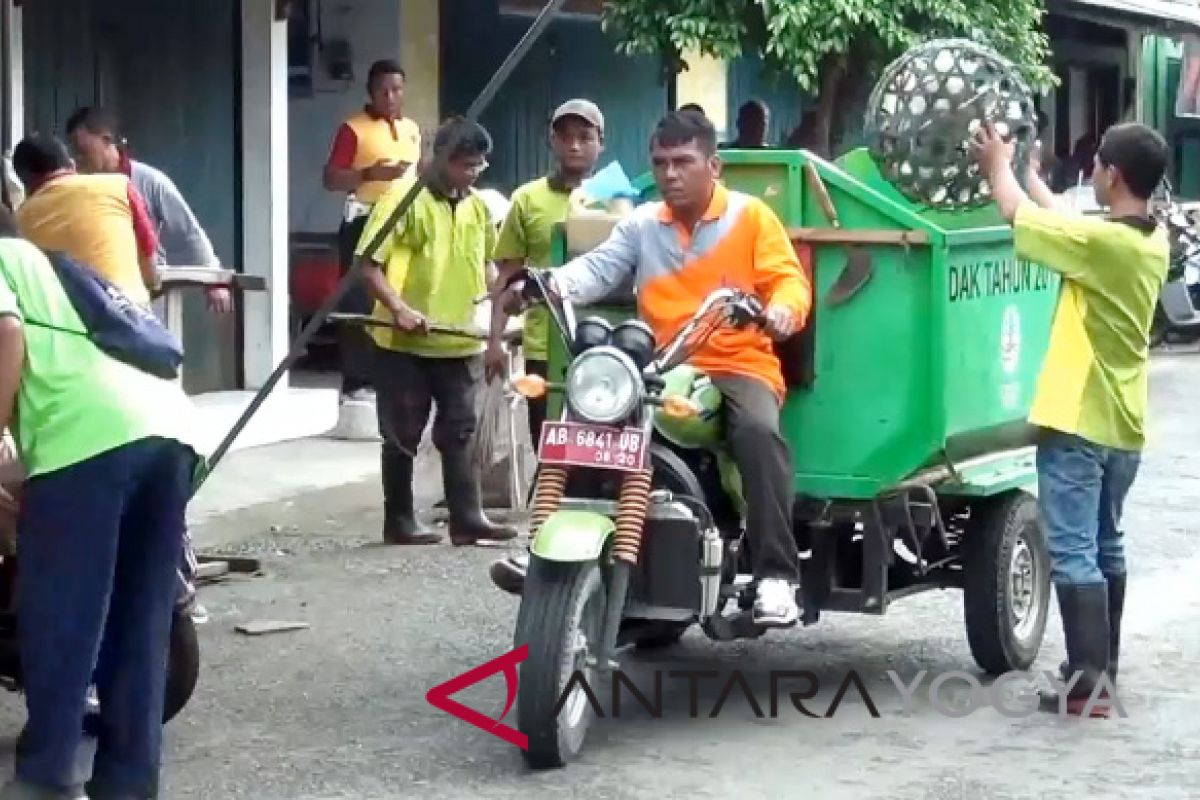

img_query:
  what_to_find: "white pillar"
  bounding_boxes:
[676,51,728,138]
[1,0,23,153]
[239,0,289,389]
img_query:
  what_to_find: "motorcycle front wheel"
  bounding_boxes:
[515,556,606,770]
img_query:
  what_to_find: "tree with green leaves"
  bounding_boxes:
[602,0,1054,156]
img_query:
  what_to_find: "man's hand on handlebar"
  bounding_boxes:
[763,304,798,341]
[497,268,557,317]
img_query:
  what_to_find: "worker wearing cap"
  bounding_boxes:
[484,99,605,427]
[484,99,605,594]
[323,59,422,402]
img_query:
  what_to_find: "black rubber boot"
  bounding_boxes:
[1105,572,1127,683]
[0,780,86,800]
[85,782,147,800]
[1057,571,1127,685]
[1041,582,1111,717]
[440,447,518,546]
[381,448,441,545]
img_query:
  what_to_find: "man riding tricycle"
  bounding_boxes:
[488,47,1057,769]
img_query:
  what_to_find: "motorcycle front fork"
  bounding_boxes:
[178,530,208,624]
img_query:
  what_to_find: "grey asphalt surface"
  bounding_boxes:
[2,350,1199,799]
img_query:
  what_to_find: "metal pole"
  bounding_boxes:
[196,0,570,488]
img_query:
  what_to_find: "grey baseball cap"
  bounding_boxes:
[552,99,604,132]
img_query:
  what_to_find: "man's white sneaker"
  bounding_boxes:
[753,578,799,628]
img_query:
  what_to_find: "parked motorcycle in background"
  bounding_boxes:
[1152,198,1200,347]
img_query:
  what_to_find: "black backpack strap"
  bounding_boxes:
[22,317,89,339]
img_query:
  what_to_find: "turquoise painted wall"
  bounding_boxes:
[727,54,807,146]
[21,0,239,393]
[440,0,670,191]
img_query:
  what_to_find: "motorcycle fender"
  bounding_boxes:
[530,510,616,563]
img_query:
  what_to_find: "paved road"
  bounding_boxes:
[2,351,1200,799]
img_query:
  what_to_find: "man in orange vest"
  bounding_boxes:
[12,134,159,306]
[323,59,422,402]
[495,111,810,627]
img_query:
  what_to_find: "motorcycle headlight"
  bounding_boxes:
[565,346,642,425]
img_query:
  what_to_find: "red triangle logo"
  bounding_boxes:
[426,645,529,750]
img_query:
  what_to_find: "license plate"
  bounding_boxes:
[537,422,648,473]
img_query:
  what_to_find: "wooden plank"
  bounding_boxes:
[198,554,262,574]
[196,561,230,581]
[235,620,310,636]
[789,228,931,246]
[803,164,842,228]
[157,268,268,292]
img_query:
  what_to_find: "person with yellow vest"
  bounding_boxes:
[323,59,422,401]
[11,134,159,306]
[355,116,517,548]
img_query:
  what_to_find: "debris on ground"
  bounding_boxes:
[234,620,311,636]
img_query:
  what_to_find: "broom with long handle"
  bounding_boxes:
[194,0,570,490]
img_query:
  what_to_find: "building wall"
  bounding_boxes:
[440,0,668,193]
[20,0,238,394]
[727,54,807,146]
[399,0,440,139]
[288,0,403,235]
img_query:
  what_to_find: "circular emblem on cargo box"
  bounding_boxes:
[1000,305,1021,374]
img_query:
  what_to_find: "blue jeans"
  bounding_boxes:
[1036,431,1141,586]
[14,437,194,797]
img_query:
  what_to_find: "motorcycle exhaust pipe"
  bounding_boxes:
[699,526,724,618]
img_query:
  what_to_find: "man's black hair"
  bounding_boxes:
[651,111,718,156]
[1097,123,1168,200]
[678,102,706,117]
[12,134,72,189]
[737,100,767,121]
[367,59,406,91]
[433,116,493,160]
[65,106,120,138]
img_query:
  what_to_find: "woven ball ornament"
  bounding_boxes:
[865,39,1039,211]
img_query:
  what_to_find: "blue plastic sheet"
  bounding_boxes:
[578,161,639,205]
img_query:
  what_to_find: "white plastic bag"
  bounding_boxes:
[0,431,25,556]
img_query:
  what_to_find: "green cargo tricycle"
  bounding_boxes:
[507,147,1060,769]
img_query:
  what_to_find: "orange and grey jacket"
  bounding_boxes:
[553,184,811,399]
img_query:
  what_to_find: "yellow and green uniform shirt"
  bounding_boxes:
[0,238,198,477]
[1014,204,1169,451]
[493,177,573,362]
[355,177,495,358]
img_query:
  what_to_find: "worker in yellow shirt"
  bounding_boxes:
[324,59,422,402]
[484,99,605,434]
[483,100,604,593]
[355,117,517,547]
[11,134,160,305]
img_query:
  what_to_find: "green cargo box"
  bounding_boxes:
[546,148,1060,502]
